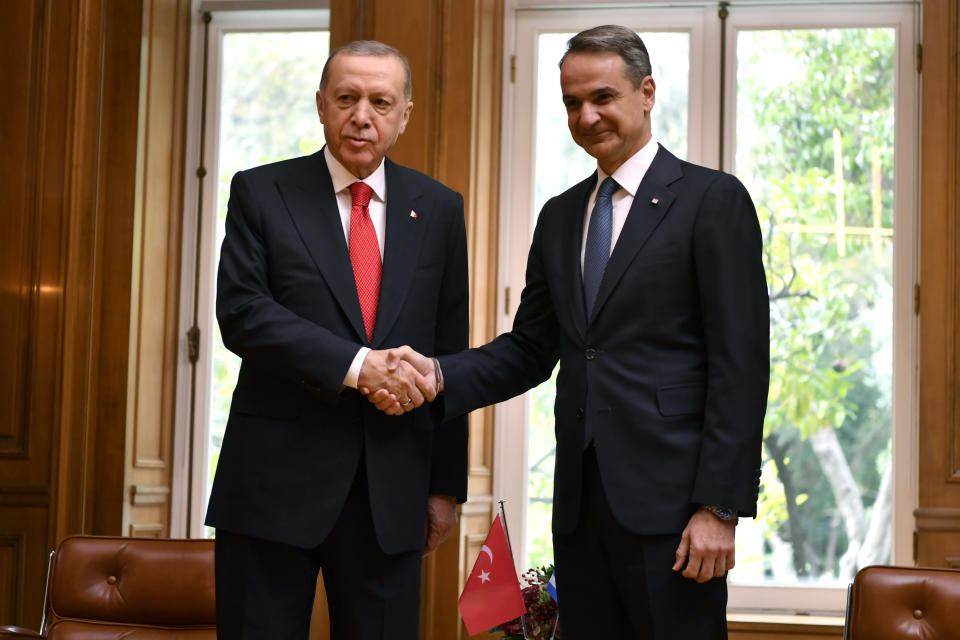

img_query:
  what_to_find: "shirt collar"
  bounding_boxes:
[323,146,387,202]
[596,137,659,197]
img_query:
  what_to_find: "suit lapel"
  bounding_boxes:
[277,151,367,344]
[371,159,427,346]
[564,177,595,340]
[588,146,682,325]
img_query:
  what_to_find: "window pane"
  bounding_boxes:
[527,31,690,568]
[207,30,330,534]
[732,28,895,585]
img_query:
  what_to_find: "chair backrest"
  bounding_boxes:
[45,536,216,640]
[845,564,960,640]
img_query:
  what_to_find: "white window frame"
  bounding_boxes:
[172,3,330,539]
[499,0,918,615]
[721,2,918,614]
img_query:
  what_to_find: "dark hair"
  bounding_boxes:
[559,25,652,89]
[319,40,412,100]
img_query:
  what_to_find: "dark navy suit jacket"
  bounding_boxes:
[206,150,469,553]
[440,146,769,536]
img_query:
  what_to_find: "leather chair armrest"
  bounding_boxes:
[0,626,43,639]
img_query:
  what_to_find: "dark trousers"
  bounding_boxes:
[214,459,422,640]
[553,446,728,639]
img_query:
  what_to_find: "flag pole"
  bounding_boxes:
[499,500,529,640]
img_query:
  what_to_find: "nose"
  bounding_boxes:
[351,99,373,128]
[578,102,601,129]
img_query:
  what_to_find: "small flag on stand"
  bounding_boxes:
[545,571,558,603]
[458,512,527,636]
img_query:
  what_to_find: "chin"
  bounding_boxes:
[341,153,374,172]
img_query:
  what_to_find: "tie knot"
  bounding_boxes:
[349,181,374,208]
[598,176,618,199]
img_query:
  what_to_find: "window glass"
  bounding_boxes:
[207,30,330,533]
[731,27,895,584]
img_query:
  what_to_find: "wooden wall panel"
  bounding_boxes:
[0,5,36,464]
[0,0,57,494]
[917,0,960,565]
[87,0,143,538]
[123,0,190,541]
[0,512,46,627]
[1,0,92,626]
[0,0,144,628]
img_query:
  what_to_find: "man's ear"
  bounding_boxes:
[398,100,414,135]
[641,75,656,113]
[316,90,325,123]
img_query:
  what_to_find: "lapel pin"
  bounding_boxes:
[410,210,418,220]
[651,197,660,206]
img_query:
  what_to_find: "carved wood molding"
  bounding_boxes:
[0,533,27,624]
[129,484,171,506]
[914,507,960,531]
[947,0,960,482]
[460,498,494,518]
[128,523,164,537]
[0,486,50,508]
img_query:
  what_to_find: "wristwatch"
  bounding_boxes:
[702,504,737,522]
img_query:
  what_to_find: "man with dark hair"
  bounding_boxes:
[373,25,769,638]
[207,40,469,639]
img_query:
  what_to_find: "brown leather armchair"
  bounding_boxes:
[0,535,215,640]
[844,564,960,639]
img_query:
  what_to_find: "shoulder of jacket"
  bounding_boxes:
[388,160,461,201]
[238,153,319,182]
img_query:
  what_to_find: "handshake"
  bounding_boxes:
[357,346,442,416]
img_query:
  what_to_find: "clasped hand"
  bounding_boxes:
[358,346,436,415]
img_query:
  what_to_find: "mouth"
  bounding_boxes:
[345,136,373,147]
[580,130,611,142]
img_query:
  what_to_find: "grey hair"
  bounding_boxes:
[319,40,412,100]
[559,25,652,89]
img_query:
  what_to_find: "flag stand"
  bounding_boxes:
[499,500,529,640]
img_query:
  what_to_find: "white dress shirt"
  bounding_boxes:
[580,138,660,271]
[323,146,386,388]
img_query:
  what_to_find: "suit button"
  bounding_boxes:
[576,407,584,418]
[584,348,597,360]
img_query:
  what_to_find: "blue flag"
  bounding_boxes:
[546,571,558,603]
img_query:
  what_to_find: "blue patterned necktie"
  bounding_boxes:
[582,176,618,317]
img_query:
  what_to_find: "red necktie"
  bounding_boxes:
[348,182,381,343]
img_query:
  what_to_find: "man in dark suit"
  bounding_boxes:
[206,40,469,640]
[372,25,769,638]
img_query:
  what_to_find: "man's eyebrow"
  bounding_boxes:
[589,85,619,97]
[562,85,620,102]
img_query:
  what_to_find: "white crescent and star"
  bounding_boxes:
[476,545,494,583]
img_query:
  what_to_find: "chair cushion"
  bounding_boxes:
[47,620,215,640]
[50,536,215,626]
[849,565,960,640]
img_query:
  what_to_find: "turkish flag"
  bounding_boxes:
[458,513,527,635]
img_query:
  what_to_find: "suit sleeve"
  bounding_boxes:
[427,193,470,502]
[438,205,561,420]
[216,171,360,405]
[690,173,770,517]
